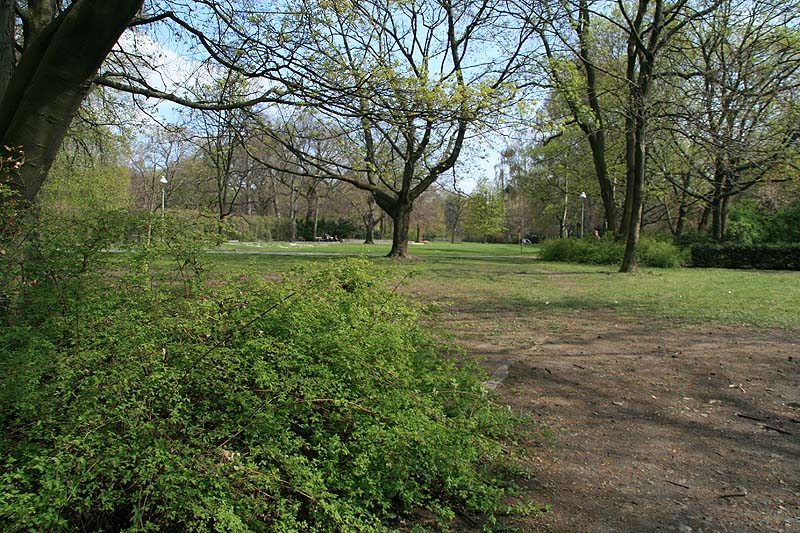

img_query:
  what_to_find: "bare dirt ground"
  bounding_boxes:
[449,310,800,532]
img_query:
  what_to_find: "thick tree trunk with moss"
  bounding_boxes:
[0,0,143,203]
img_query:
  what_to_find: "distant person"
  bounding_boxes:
[592,227,600,238]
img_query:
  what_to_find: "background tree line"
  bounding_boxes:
[1,0,798,266]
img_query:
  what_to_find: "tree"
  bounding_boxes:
[236,0,535,257]
[614,0,723,272]
[660,0,800,241]
[1,0,144,203]
[184,73,257,230]
[39,121,131,215]
[533,0,621,234]
[463,181,506,242]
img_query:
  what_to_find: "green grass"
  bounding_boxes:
[204,254,800,330]
[218,240,540,257]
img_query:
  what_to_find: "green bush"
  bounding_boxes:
[726,199,800,244]
[764,200,800,243]
[540,236,684,268]
[690,243,800,270]
[1,244,524,530]
[637,239,686,268]
[726,199,767,244]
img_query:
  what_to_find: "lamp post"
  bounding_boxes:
[579,191,587,238]
[160,176,168,221]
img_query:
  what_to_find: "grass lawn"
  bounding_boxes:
[205,253,800,330]
[218,239,540,257]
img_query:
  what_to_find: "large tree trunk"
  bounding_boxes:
[387,202,412,258]
[0,0,144,203]
[709,165,733,242]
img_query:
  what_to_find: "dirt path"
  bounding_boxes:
[451,311,800,532]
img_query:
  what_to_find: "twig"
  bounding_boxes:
[736,413,767,422]
[666,479,690,490]
[763,424,792,435]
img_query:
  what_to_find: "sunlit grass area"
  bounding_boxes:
[206,254,800,330]
[217,239,541,257]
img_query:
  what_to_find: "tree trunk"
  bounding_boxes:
[620,113,646,273]
[711,197,723,242]
[672,173,692,243]
[698,204,710,232]
[710,166,733,242]
[0,0,13,98]
[0,0,144,203]
[619,110,637,241]
[674,202,687,243]
[363,213,375,244]
[305,184,319,239]
[387,202,412,258]
[578,0,616,234]
[289,217,297,242]
[720,194,730,241]
[588,133,616,234]
[363,194,376,244]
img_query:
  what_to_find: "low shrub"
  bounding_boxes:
[637,239,687,269]
[690,243,800,270]
[540,236,684,268]
[1,251,526,531]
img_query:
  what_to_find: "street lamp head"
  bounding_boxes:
[160,176,168,184]
[579,191,587,199]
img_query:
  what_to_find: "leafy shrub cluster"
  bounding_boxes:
[727,199,800,244]
[690,243,800,270]
[540,236,685,268]
[1,210,524,531]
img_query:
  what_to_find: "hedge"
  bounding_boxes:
[690,243,800,270]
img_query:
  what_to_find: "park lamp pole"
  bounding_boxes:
[579,191,587,238]
[160,176,168,221]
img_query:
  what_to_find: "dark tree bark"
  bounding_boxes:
[618,0,652,273]
[387,201,413,258]
[370,190,410,257]
[0,0,13,98]
[0,0,144,203]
